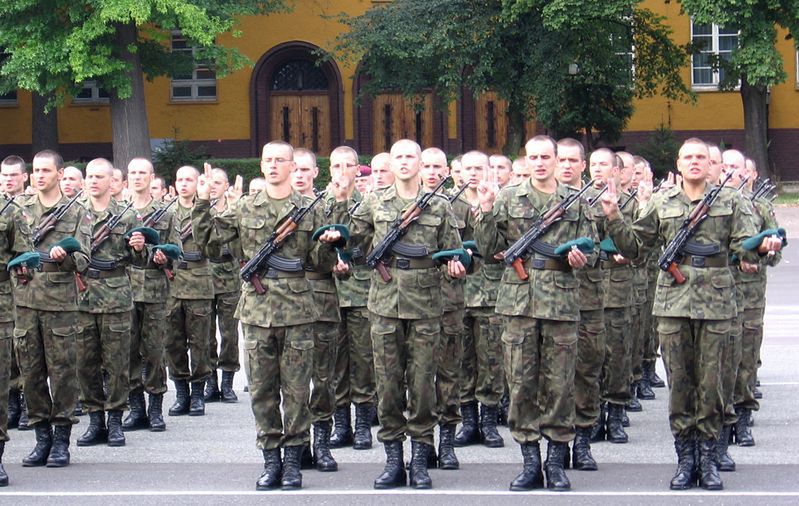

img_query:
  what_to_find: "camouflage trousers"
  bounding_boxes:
[735,306,764,412]
[166,298,213,384]
[437,309,464,426]
[575,309,606,429]
[721,312,742,426]
[601,306,632,406]
[334,307,375,407]
[129,301,168,395]
[630,300,645,383]
[310,321,339,424]
[77,311,131,413]
[0,322,11,442]
[243,322,313,450]
[460,307,504,407]
[502,316,577,444]
[372,315,439,447]
[658,317,728,440]
[9,335,21,393]
[14,307,79,427]
[210,290,241,372]
[642,281,659,365]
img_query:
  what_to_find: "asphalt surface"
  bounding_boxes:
[2,207,798,503]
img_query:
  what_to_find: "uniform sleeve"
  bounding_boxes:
[760,200,782,267]
[347,193,376,261]
[437,201,463,252]
[192,198,241,259]
[308,204,339,273]
[70,206,92,273]
[577,203,600,267]
[730,195,759,265]
[474,190,510,263]
[606,197,660,262]
[9,205,32,255]
[124,210,148,268]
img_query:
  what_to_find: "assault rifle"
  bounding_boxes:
[0,195,16,216]
[750,179,770,201]
[736,175,750,192]
[240,191,326,295]
[448,182,470,203]
[141,197,177,229]
[496,182,594,281]
[366,175,451,282]
[587,184,608,208]
[31,189,84,246]
[91,201,134,253]
[658,170,734,284]
[619,187,638,211]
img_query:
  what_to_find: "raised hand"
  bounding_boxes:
[197,162,212,200]
[599,177,621,220]
[226,175,243,203]
[477,181,497,213]
[331,174,350,202]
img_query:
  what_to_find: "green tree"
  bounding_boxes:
[0,1,287,168]
[636,123,680,179]
[679,1,798,180]
[332,0,692,154]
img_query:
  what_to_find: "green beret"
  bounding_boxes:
[554,237,596,256]
[312,224,349,249]
[53,237,82,254]
[462,240,481,257]
[598,237,618,254]
[742,228,788,251]
[432,248,472,269]
[126,227,160,245]
[7,252,41,271]
[152,243,183,260]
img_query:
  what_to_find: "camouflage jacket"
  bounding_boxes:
[170,202,214,300]
[78,198,145,313]
[575,186,605,312]
[0,202,32,323]
[598,190,637,309]
[459,193,502,309]
[330,190,369,308]
[129,198,180,304]
[15,193,91,311]
[210,203,242,295]
[734,193,781,310]
[192,191,338,328]
[442,193,471,312]
[345,184,463,320]
[475,180,598,322]
[607,183,757,320]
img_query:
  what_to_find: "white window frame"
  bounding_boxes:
[170,31,217,102]
[690,21,739,90]
[72,80,109,104]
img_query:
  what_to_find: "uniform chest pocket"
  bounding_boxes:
[375,209,399,223]
[54,219,77,233]
[415,214,441,227]
[240,217,266,248]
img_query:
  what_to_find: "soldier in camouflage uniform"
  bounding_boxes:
[193,141,341,490]
[203,167,241,404]
[475,135,597,491]
[166,166,214,417]
[122,158,179,433]
[15,150,92,468]
[341,139,465,490]
[600,138,770,491]
[74,158,147,448]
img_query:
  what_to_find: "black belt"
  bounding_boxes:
[39,263,61,273]
[182,251,204,262]
[679,255,728,268]
[261,268,306,279]
[177,260,206,270]
[525,258,569,272]
[86,267,127,279]
[600,260,630,270]
[306,271,333,281]
[209,254,234,264]
[386,257,436,270]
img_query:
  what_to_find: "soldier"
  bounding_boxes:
[489,155,513,189]
[511,157,531,185]
[192,141,342,490]
[111,168,127,202]
[15,149,91,468]
[371,153,393,190]
[450,156,464,188]
[340,139,465,490]
[249,177,267,195]
[74,158,146,448]
[599,138,772,490]
[475,135,596,491]
[203,166,242,404]
[355,165,373,195]
[122,158,178,433]
[150,177,168,202]
[165,166,214,417]
[60,166,83,199]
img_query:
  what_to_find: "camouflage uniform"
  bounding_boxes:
[15,194,91,428]
[192,191,337,450]
[76,199,144,413]
[166,203,214,385]
[630,262,649,387]
[208,205,241,375]
[642,250,661,377]
[474,180,597,445]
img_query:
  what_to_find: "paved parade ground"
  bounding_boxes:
[2,207,799,504]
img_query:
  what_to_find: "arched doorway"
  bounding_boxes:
[251,42,343,156]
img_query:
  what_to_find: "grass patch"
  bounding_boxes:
[773,192,799,206]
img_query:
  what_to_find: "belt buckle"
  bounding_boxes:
[396,258,411,270]
[691,256,706,268]
[264,269,278,279]
[599,251,609,261]
[177,261,188,270]
[87,269,101,279]
[531,259,545,270]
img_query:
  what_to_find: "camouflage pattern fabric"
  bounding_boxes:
[0,322,11,442]
[76,310,132,412]
[575,308,606,428]
[166,297,213,383]
[437,308,464,425]
[459,307,503,406]
[334,307,375,407]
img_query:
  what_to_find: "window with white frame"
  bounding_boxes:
[171,32,217,101]
[73,80,109,104]
[691,21,738,89]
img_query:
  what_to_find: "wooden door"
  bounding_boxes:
[269,94,330,154]
[474,92,538,154]
[372,93,433,153]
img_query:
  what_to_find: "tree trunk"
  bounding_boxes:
[31,92,59,155]
[109,21,151,170]
[740,75,772,180]
[504,107,525,156]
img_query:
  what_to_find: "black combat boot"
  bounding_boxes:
[374,441,407,489]
[621,407,630,427]
[409,441,433,489]
[281,445,303,490]
[606,403,629,444]
[480,404,504,448]
[454,402,480,447]
[572,427,598,471]
[220,371,238,403]
[329,405,353,448]
[498,393,510,426]
[148,393,166,432]
[753,386,763,399]
[189,381,205,416]
[168,380,190,416]
[204,371,220,403]
[438,424,459,470]
[73,401,84,417]
[46,424,72,467]
[312,422,338,472]
[589,402,606,442]
[510,442,544,491]
[627,386,643,412]
[77,411,107,446]
[698,439,723,490]
[648,362,666,388]
[735,408,755,446]
[300,443,314,470]
[122,390,149,431]
[637,378,656,400]
[107,410,126,447]
[17,395,30,431]
[669,437,696,490]
[22,422,52,466]
[717,424,736,472]
[353,402,373,450]
[256,448,282,490]
[0,441,9,487]
[7,390,21,429]
[544,441,571,491]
